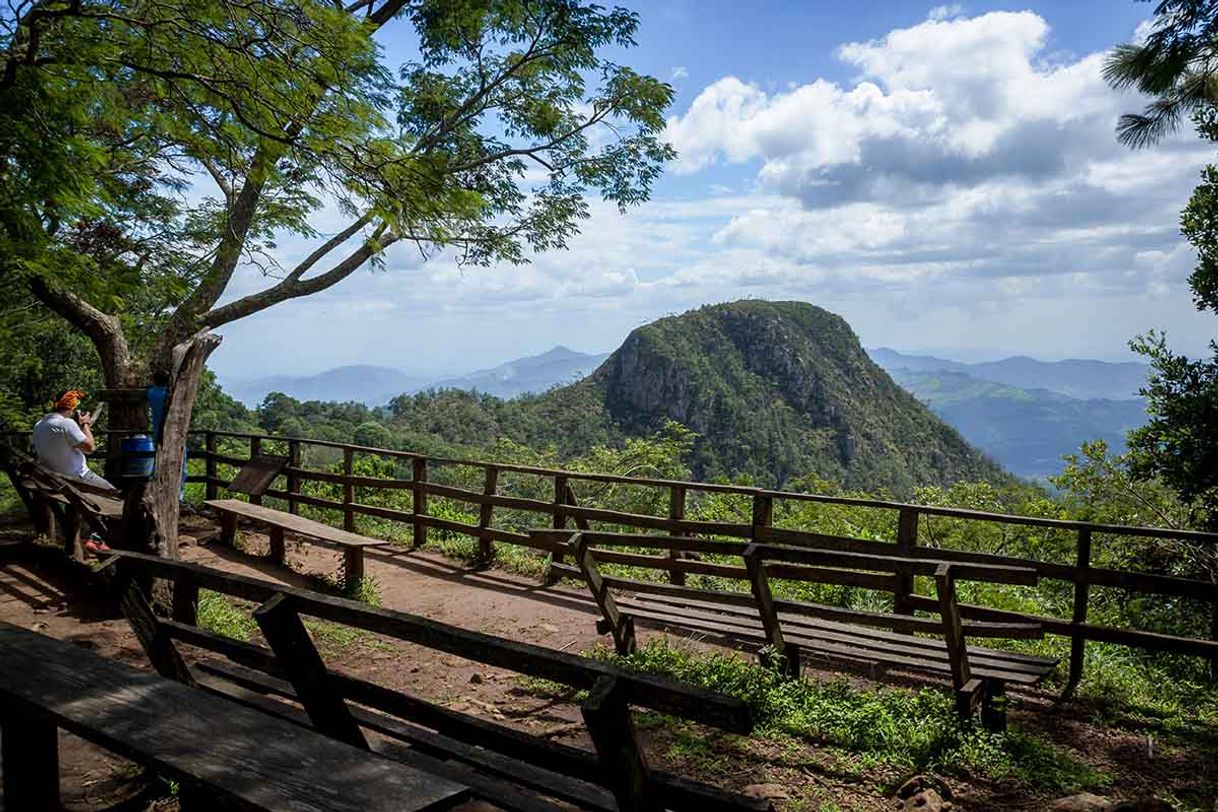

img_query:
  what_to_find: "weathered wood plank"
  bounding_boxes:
[0,622,468,812]
[205,499,387,549]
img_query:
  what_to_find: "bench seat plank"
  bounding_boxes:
[618,595,1056,685]
[0,622,467,812]
[206,499,387,549]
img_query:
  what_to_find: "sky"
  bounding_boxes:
[209,1,1217,382]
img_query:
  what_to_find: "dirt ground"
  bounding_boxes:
[0,511,1215,811]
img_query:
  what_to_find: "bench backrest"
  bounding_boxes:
[103,550,764,812]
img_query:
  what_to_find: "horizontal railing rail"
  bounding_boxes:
[4,427,1217,689]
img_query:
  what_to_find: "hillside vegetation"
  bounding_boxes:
[385,302,1004,493]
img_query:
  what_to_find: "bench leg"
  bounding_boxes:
[218,512,237,546]
[2,704,59,809]
[343,548,364,592]
[582,676,654,812]
[62,504,84,561]
[268,526,286,564]
[981,679,1007,732]
[955,677,984,720]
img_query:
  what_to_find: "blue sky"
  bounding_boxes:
[210,1,1215,382]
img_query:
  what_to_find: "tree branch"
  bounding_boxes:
[27,275,132,381]
[199,229,399,328]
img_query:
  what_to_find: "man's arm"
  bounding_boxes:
[72,413,97,454]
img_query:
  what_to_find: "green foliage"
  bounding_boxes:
[600,639,1107,791]
[1124,332,1218,531]
[1104,1,1218,148]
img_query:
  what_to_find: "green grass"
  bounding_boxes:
[597,638,1110,792]
[196,590,258,641]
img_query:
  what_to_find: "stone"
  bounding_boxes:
[1050,794,1111,812]
[895,789,950,811]
[469,673,484,685]
[742,784,789,801]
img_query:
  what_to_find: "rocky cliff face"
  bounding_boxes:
[589,301,1003,491]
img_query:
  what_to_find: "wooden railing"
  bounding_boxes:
[4,428,1218,687]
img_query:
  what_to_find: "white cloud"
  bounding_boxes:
[928,4,964,22]
[670,65,689,81]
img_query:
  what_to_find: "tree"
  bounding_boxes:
[1106,1,1218,525]
[2,0,674,554]
[1104,0,1218,147]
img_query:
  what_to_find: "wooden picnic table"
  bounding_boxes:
[0,621,469,811]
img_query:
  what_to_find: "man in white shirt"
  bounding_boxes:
[32,389,116,491]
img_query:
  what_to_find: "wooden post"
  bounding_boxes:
[61,503,83,562]
[478,466,499,565]
[171,576,199,625]
[934,563,982,720]
[667,486,686,585]
[342,448,355,532]
[575,533,636,655]
[268,526,286,564]
[253,593,368,749]
[115,572,196,686]
[286,439,301,515]
[894,508,919,616]
[204,431,217,500]
[218,511,237,546]
[550,475,569,571]
[249,436,263,506]
[411,457,427,549]
[343,548,365,590]
[744,543,797,676]
[750,492,773,541]
[1065,528,1092,698]
[1,701,60,810]
[581,676,653,812]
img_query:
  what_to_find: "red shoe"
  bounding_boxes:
[83,537,111,556]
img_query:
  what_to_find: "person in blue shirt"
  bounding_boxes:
[146,372,186,501]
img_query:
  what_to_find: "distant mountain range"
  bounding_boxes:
[867,348,1148,400]
[225,346,609,406]
[226,365,425,408]
[431,346,609,399]
[869,349,1148,479]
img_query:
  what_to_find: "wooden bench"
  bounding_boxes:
[534,530,1059,728]
[0,621,469,811]
[104,550,771,812]
[206,498,386,587]
[0,442,125,559]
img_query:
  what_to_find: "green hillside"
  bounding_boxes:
[388,301,1005,492]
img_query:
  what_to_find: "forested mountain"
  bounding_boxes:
[389,301,1005,491]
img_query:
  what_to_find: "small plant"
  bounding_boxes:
[345,575,382,606]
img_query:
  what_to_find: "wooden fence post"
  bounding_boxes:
[667,486,687,585]
[1211,585,1218,681]
[1065,528,1092,698]
[411,457,428,549]
[114,571,195,685]
[342,448,355,532]
[581,676,653,812]
[550,475,569,570]
[249,436,263,506]
[478,466,499,564]
[750,492,773,542]
[253,593,368,749]
[286,439,301,515]
[894,507,919,616]
[204,431,217,500]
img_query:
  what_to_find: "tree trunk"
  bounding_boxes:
[124,330,221,558]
